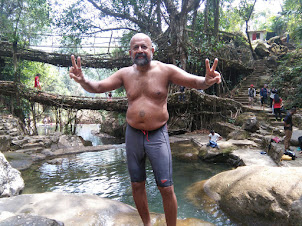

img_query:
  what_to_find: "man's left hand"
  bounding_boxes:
[205,58,221,86]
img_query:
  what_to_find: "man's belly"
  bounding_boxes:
[126,100,169,131]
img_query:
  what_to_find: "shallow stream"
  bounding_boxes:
[22,124,235,225]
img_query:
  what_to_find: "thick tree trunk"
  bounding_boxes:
[246,21,257,60]
[213,0,220,38]
[204,0,209,35]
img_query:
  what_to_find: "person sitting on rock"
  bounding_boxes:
[207,130,222,149]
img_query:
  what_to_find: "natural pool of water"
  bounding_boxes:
[28,124,235,225]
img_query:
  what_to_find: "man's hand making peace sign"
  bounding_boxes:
[204,58,221,87]
[69,55,85,84]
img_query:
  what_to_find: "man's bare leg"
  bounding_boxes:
[158,185,177,226]
[131,181,151,226]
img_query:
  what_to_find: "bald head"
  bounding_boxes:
[130,33,152,48]
[129,33,154,66]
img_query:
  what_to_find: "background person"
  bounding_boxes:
[272,93,283,121]
[69,33,221,226]
[179,86,185,101]
[207,130,222,149]
[269,87,277,114]
[34,73,41,90]
[248,84,256,107]
[298,136,302,152]
[260,84,268,110]
[283,107,297,152]
[108,91,112,101]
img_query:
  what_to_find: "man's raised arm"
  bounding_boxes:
[69,55,123,93]
[168,58,221,90]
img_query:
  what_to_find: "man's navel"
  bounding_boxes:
[139,110,145,118]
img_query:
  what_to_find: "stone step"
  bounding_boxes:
[9,132,22,137]
[0,130,8,135]
[270,122,284,127]
[22,142,45,149]
[15,146,44,154]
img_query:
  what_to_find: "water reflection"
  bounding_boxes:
[22,146,234,225]
[37,124,124,146]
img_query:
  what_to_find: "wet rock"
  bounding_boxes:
[0,192,212,226]
[51,135,84,150]
[201,166,302,225]
[3,152,33,170]
[0,214,64,226]
[0,152,24,197]
[41,149,55,157]
[170,140,200,162]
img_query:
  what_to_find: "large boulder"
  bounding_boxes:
[254,42,270,58]
[235,112,260,133]
[0,214,64,226]
[243,116,259,132]
[269,43,288,57]
[99,112,126,138]
[50,134,85,150]
[0,152,24,197]
[0,192,213,226]
[0,135,11,152]
[291,130,302,146]
[195,166,302,225]
[267,36,283,45]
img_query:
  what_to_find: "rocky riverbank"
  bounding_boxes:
[1,112,302,225]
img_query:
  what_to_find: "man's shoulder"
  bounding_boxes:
[117,66,134,77]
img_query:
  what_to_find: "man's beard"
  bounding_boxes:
[133,53,151,66]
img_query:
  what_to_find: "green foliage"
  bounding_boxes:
[235,0,256,22]
[266,0,302,44]
[267,15,288,35]
[220,4,244,32]
[0,0,51,44]
[270,48,302,108]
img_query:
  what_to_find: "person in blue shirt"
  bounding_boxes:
[260,84,268,110]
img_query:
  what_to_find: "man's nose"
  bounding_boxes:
[137,46,143,52]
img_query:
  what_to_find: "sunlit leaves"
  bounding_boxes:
[0,0,51,44]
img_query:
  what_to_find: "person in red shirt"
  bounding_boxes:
[34,73,41,90]
[272,93,282,121]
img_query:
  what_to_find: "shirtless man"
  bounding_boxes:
[69,33,221,226]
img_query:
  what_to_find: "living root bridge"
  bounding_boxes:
[0,81,245,117]
[0,41,131,69]
[0,81,128,112]
[168,89,245,130]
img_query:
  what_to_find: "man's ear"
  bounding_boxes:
[129,50,132,56]
[151,47,155,54]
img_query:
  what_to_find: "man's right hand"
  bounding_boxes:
[69,55,85,84]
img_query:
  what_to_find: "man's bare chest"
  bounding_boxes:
[124,74,169,101]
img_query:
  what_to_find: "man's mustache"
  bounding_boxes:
[135,53,147,59]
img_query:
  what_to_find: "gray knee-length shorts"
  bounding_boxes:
[125,123,173,187]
